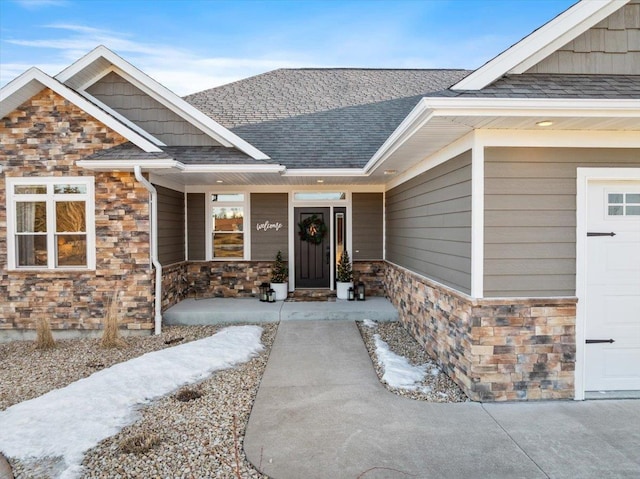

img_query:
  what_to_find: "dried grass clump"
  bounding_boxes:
[118,431,162,454]
[101,291,126,349]
[174,387,203,402]
[34,317,56,350]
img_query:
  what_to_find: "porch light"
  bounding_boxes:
[347,287,355,301]
[267,288,276,303]
[356,282,366,301]
[536,120,553,127]
[259,282,270,302]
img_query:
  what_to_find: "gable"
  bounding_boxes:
[87,71,221,147]
[527,0,640,74]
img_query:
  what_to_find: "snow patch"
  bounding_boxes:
[373,334,427,390]
[362,319,377,329]
[0,325,264,479]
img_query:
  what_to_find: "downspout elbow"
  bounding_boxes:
[134,166,163,335]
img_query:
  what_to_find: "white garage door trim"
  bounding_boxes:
[576,167,640,400]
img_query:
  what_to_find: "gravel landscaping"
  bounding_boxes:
[1,324,276,479]
[1,319,466,478]
[358,320,468,402]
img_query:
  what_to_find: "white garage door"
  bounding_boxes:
[584,180,640,392]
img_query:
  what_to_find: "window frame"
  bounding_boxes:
[6,177,96,270]
[205,192,249,260]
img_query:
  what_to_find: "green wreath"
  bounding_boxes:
[298,215,327,245]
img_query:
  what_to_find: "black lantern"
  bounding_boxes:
[356,282,366,301]
[267,288,276,303]
[347,287,355,301]
[259,282,270,302]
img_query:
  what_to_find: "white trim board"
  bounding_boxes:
[574,167,640,400]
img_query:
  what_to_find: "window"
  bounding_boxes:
[607,192,640,217]
[294,192,346,201]
[210,193,246,258]
[7,178,95,269]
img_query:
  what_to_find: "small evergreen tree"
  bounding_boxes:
[336,250,353,282]
[271,250,288,283]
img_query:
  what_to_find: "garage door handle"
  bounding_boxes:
[587,232,616,237]
[586,339,615,344]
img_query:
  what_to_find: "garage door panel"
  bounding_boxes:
[585,179,640,392]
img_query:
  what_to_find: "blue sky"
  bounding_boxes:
[0,0,576,95]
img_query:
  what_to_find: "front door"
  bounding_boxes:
[584,180,640,391]
[295,208,330,288]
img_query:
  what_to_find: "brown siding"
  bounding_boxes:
[87,72,220,146]
[352,193,383,260]
[526,1,640,74]
[156,185,185,265]
[251,193,288,260]
[187,193,206,260]
[484,147,640,297]
[386,151,472,294]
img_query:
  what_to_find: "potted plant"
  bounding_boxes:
[336,250,353,300]
[270,250,289,301]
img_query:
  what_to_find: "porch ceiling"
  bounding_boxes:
[372,110,640,177]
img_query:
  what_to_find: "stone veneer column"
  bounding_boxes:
[0,88,154,334]
[384,262,576,401]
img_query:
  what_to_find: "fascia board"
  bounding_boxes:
[76,159,180,170]
[452,0,625,91]
[422,97,640,117]
[1,68,162,152]
[56,46,270,161]
[281,168,365,177]
[181,164,286,173]
[363,98,434,174]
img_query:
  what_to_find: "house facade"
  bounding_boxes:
[1,0,639,401]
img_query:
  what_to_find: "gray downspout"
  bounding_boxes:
[134,166,163,335]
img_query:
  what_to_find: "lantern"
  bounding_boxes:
[356,282,366,301]
[259,283,270,302]
[347,287,355,301]
[267,288,276,303]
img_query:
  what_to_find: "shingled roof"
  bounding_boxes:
[448,73,640,99]
[84,143,257,164]
[184,68,470,169]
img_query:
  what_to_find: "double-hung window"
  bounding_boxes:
[209,193,246,259]
[6,177,95,270]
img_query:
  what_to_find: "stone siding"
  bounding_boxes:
[353,261,385,297]
[0,88,154,333]
[384,262,576,401]
[184,261,275,299]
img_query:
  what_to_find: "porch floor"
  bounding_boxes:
[162,296,399,325]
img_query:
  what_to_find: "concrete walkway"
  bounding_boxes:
[163,297,398,324]
[244,320,640,479]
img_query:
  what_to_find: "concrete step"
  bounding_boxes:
[163,297,398,325]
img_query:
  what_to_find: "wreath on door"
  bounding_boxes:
[298,215,327,245]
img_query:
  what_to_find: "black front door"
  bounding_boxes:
[295,208,330,288]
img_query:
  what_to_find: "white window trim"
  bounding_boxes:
[6,176,96,271]
[205,192,250,261]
